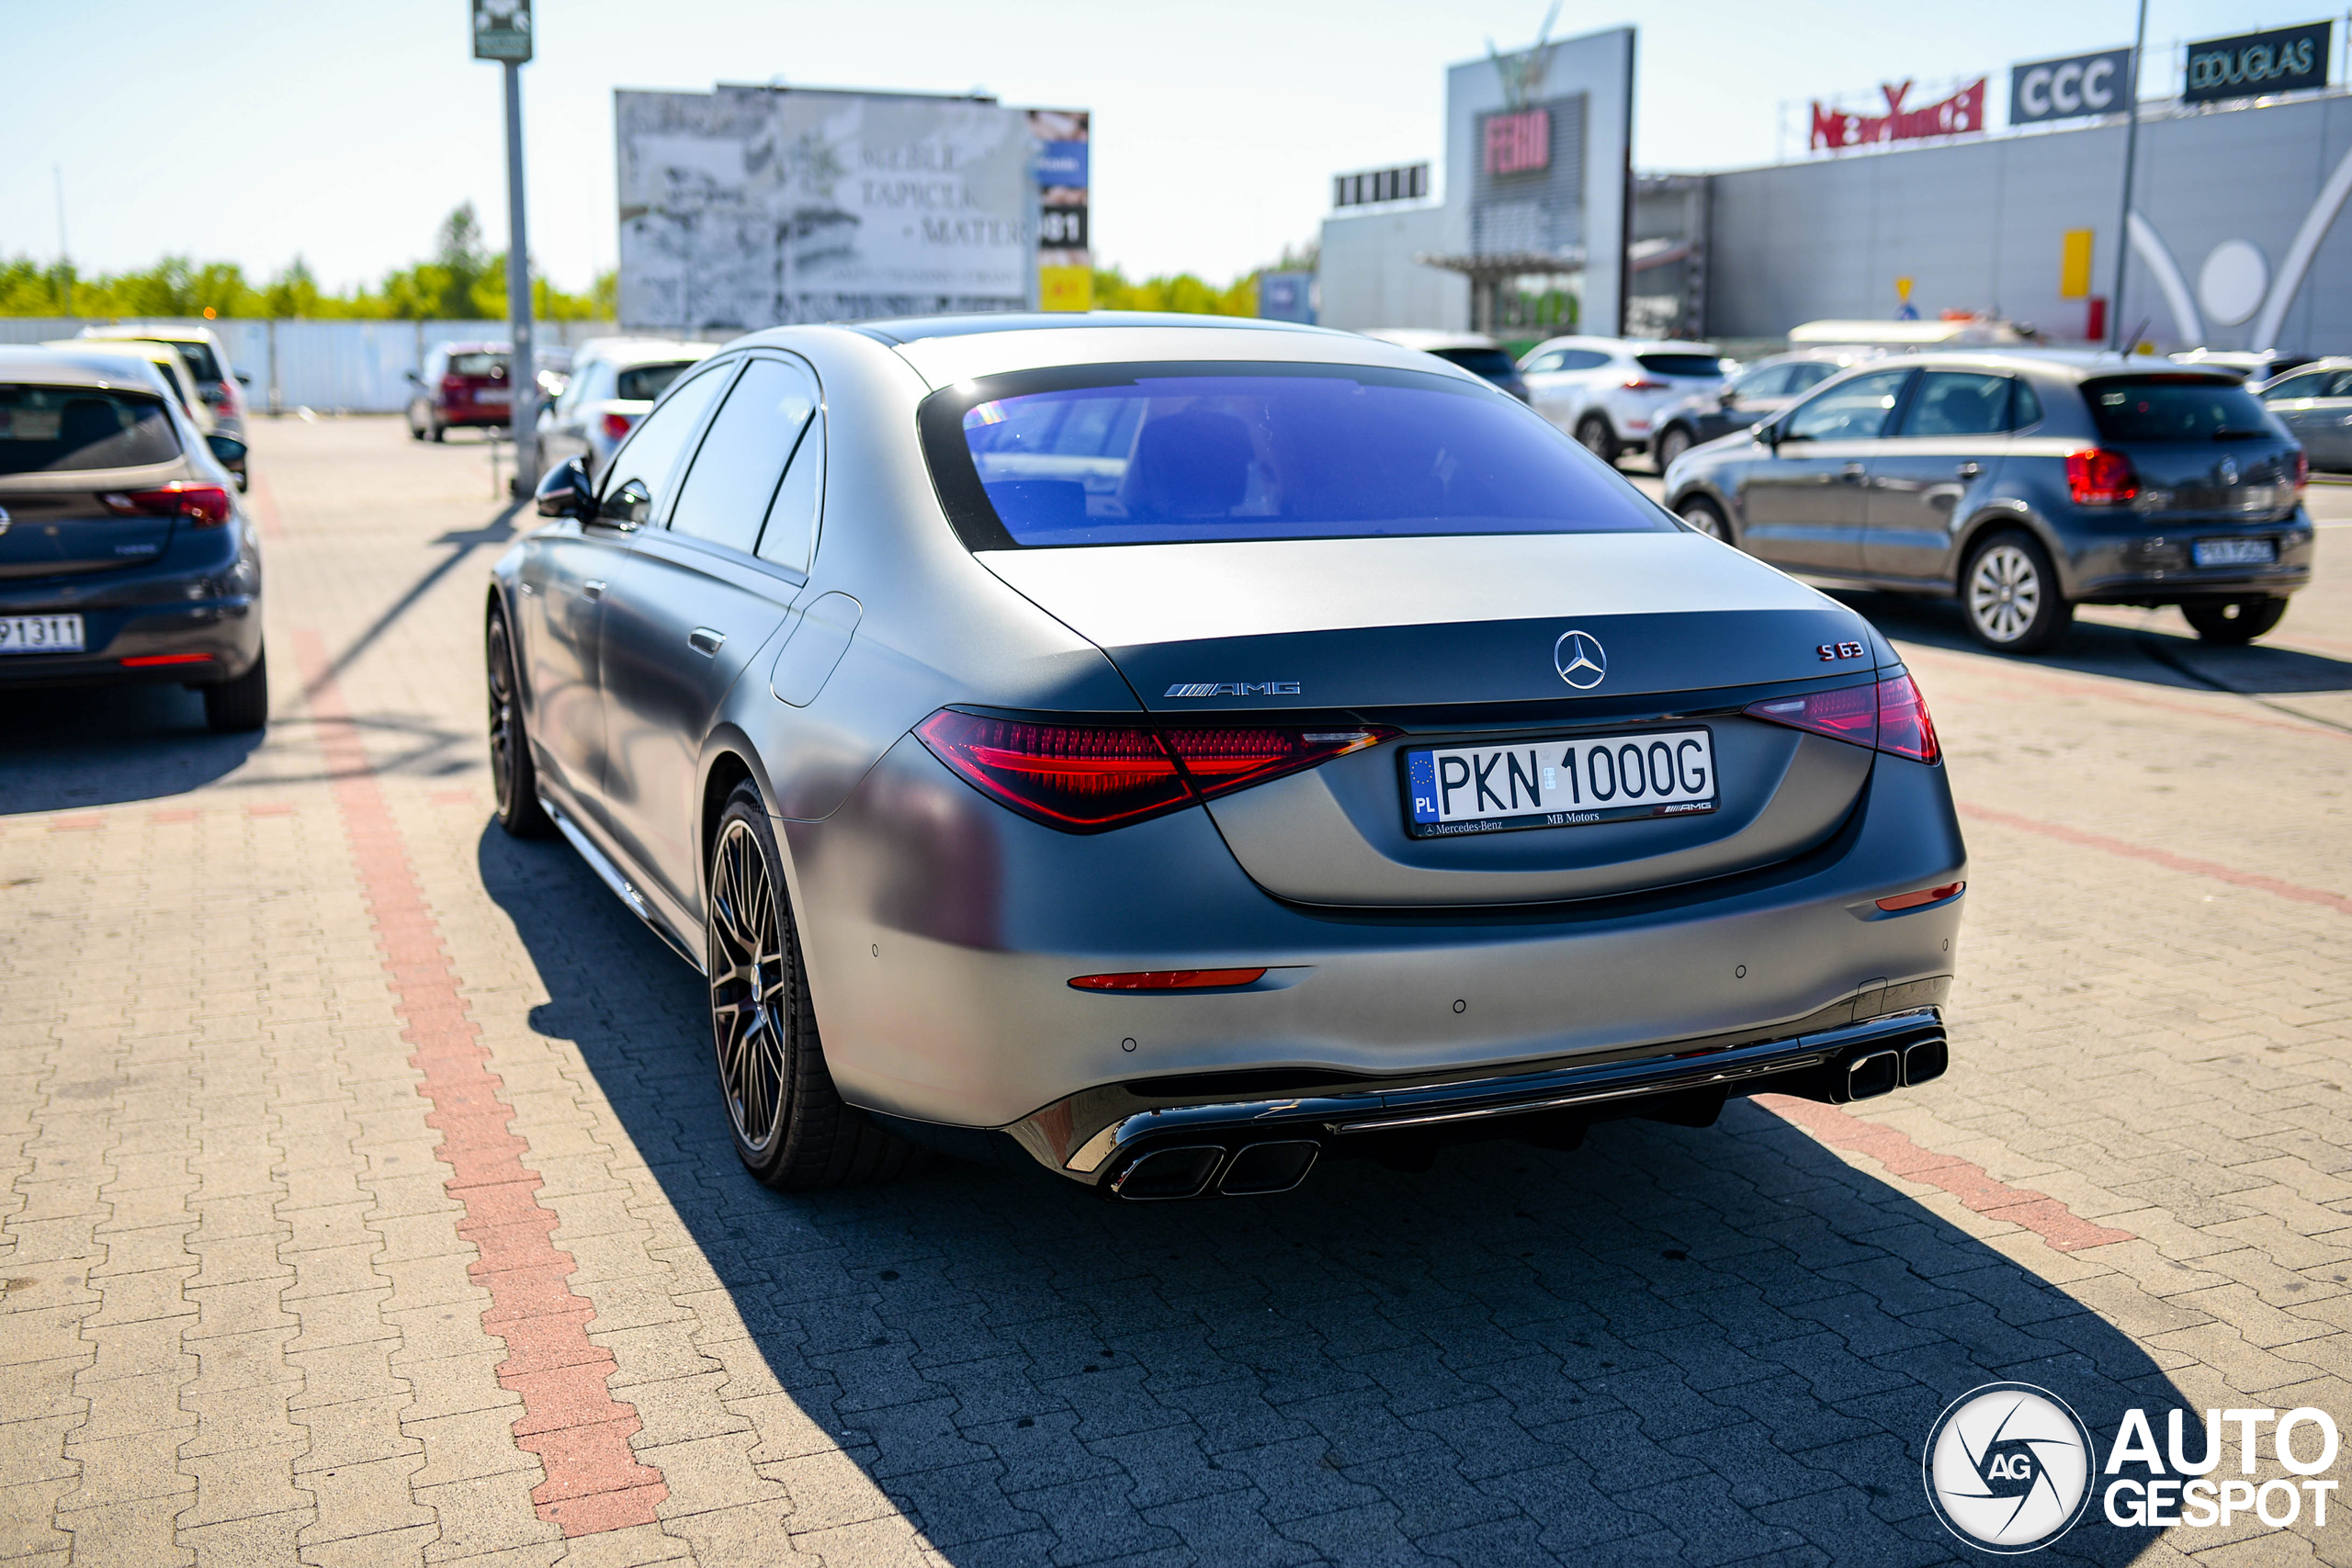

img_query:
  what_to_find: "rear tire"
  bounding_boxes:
[202,645,269,733]
[486,606,553,838]
[430,418,446,443]
[1654,425,1691,473]
[1961,531,2072,654]
[1677,496,1732,544]
[2181,596,2288,644]
[1575,414,1620,464]
[707,783,920,1190]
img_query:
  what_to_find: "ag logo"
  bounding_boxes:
[1554,629,1607,690]
[1924,1382,2098,1553]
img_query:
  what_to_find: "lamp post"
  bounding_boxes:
[2108,0,2150,353]
[474,2,537,493]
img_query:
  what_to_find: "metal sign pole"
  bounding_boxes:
[2109,0,2150,352]
[503,59,537,494]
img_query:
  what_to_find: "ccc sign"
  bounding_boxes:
[2009,48,2132,126]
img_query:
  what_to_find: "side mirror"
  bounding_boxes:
[403,369,423,384]
[235,373,253,387]
[1718,388,1738,407]
[205,433,249,486]
[535,455,595,519]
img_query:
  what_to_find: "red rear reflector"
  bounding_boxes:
[602,412,637,441]
[120,652,214,667]
[918,712,1395,832]
[2065,447,2138,505]
[1621,378,1669,391]
[1745,672,1939,766]
[104,482,232,526]
[1069,968,1268,991]
[1876,881,1964,912]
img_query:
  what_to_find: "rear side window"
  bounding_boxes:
[616,361,695,401]
[2261,371,2330,401]
[1729,364,1792,399]
[154,340,224,386]
[1784,368,1913,442]
[2086,378,2279,443]
[1550,348,1612,371]
[448,353,507,378]
[0,386,178,474]
[1784,361,1841,394]
[1431,347,1520,379]
[667,358,820,560]
[1636,353,1728,378]
[1900,372,2012,437]
[921,362,1671,550]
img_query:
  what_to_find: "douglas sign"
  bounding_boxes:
[2183,21,2333,104]
[1811,78,1987,152]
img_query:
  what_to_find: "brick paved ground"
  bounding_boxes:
[2,420,2349,1566]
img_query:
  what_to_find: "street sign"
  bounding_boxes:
[472,0,532,63]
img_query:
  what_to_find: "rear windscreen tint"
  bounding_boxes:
[1430,347,1521,379]
[921,362,1674,549]
[1635,354,1728,378]
[448,353,508,378]
[0,386,178,474]
[616,361,695,402]
[2086,378,2281,443]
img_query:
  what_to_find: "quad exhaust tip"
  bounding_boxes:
[1109,1139,1320,1201]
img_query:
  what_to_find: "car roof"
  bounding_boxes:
[79,323,224,347]
[1825,349,2245,384]
[845,310,1331,346]
[0,343,181,393]
[577,338,721,367]
[433,341,511,355]
[1527,335,1719,355]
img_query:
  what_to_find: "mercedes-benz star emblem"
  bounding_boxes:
[1554,629,1607,690]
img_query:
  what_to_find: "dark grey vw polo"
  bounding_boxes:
[489,314,1967,1201]
[1665,352,2314,652]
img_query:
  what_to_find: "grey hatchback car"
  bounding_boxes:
[1665,353,2314,652]
[492,314,1966,1201]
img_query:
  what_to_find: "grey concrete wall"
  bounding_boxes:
[1707,92,2352,355]
[1317,204,1463,331]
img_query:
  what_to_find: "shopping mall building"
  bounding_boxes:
[1309,21,2351,355]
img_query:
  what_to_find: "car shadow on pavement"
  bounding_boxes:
[0,682,266,814]
[1832,588,2352,697]
[481,824,2177,1566]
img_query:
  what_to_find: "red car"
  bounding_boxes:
[405,342,513,440]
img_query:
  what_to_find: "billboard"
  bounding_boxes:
[1030,108,1091,312]
[616,85,1052,333]
[2009,49,2132,126]
[2183,21,2331,104]
[1810,79,1987,152]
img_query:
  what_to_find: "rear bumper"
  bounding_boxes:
[2056,509,2314,602]
[997,1005,1950,1197]
[0,533,263,687]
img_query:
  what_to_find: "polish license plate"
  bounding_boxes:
[2192,537,2276,568]
[1405,728,1717,838]
[0,614,85,654]
[474,389,511,405]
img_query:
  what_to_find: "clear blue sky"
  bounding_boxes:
[5,1,2315,292]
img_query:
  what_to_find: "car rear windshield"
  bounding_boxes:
[1636,354,1728,378]
[1430,347,1521,379]
[921,362,1672,549]
[616,361,695,401]
[0,385,179,474]
[2085,377,2280,443]
[152,339,224,386]
[448,353,508,378]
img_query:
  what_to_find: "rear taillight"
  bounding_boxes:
[916,711,1395,831]
[444,377,469,400]
[1744,672,1940,766]
[1621,378,1670,391]
[2065,447,2137,505]
[2292,449,2309,492]
[103,482,233,527]
[602,412,637,441]
[1069,968,1267,991]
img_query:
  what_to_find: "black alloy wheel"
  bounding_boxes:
[1677,497,1732,544]
[202,644,269,733]
[1654,425,1691,474]
[1575,413,1621,464]
[706,783,917,1190]
[486,606,552,838]
[1960,530,2073,655]
[2180,596,2289,645]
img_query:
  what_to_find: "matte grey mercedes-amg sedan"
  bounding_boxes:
[490,313,1967,1201]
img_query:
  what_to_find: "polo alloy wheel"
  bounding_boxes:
[1961,532,2071,655]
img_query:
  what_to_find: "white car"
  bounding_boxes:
[1517,336,1732,464]
[536,339,719,483]
[78,323,251,441]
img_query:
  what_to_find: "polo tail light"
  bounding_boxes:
[2065,447,2138,505]
[916,712,1395,832]
[2292,449,2309,493]
[601,412,637,441]
[1744,673,1940,766]
[103,482,233,527]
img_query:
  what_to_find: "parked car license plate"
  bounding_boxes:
[0,614,85,654]
[475,389,511,405]
[2193,537,2276,568]
[1405,728,1717,838]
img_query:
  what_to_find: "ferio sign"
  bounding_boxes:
[1811,78,1986,152]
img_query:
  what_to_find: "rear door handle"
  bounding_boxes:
[581,579,605,602]
[1957,462,1983,479]
[688,626,726,656]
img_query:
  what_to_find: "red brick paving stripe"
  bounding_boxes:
[46,816,105,832]
[1756,1093,2133,1253]
[245,468,286,541]
[294,626,667,1536]
[1958,802,2352,918]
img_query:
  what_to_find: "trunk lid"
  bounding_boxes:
[0,476,182,580]
[978,532,1886,904]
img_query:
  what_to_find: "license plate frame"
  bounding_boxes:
[2192,536,2277,568]
[1401,726,1720,839]
[0,614,85,654]
[473,389,512,406]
